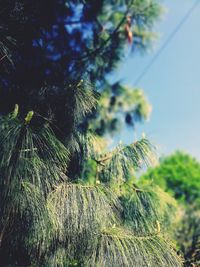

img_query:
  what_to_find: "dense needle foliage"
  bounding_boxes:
[0,104,183,266]
[0,1,183,266]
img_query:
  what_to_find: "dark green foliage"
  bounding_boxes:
[0,0,162,135]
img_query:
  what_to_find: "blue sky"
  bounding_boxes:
[112,0,200,159]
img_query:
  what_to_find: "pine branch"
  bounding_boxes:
[96,138,156,165]
[47,182,120,234]
[0,111,69,254]
[96,138,156,186]
[86,227,183,267]
[121,185,177,235]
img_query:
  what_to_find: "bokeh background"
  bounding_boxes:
[111,0,200,159]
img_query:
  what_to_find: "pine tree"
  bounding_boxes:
[0,1,184,266]
[0,96,183,266]
[0,0,162,134]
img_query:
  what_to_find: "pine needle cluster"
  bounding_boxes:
[0,84,183,266]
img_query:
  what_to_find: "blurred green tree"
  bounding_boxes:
[141,151,200,205]
[140,151,200,267]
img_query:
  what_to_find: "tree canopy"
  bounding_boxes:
[141,151,200,205]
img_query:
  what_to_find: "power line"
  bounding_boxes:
[134,0,200,85]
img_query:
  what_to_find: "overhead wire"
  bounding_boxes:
[134,0,200,85]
